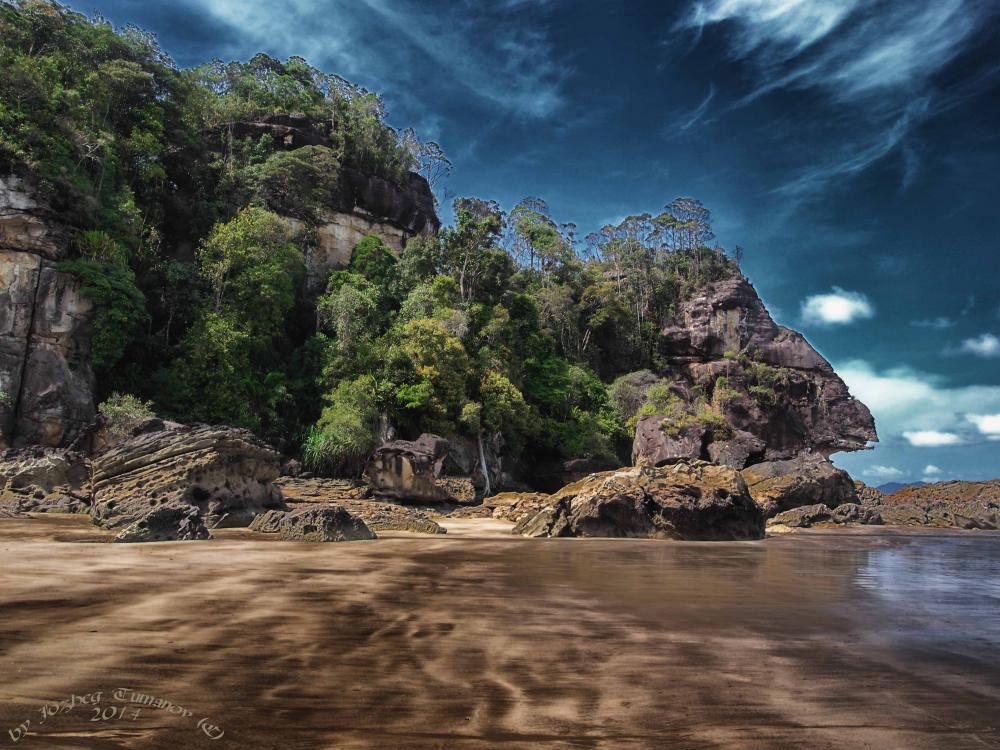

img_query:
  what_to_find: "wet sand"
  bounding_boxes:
[1,515,998,749]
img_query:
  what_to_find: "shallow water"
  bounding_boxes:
[0,517,998,749]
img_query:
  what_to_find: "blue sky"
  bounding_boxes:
[76,0,1000,482]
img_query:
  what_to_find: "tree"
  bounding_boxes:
[197,206,303,337]
[440,197,505,303]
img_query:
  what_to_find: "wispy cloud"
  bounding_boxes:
[677,0,997,198]
[677,82,716,131]
[864,464,903,479]
[195,0,569,119]
[923,464,942,477]
[903,430,962,447]
[800,287,874,326]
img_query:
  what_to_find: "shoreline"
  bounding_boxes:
[1,515,998,749]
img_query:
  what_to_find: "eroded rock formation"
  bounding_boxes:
[365,434,475,503]
[634,275,877,469]
[90,424,284,532]
[0,447,90,513]
[514,461,764,540]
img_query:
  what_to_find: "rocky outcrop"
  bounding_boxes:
[0,447,90,513]
[640,274,876,468]
[114,505,212,543]
[275,476,445,534]
[741,454,857,518]
[877,481,999,530]
[365,434,474,503]
[0,175,95,449]
[767,502,882,530]
[90,424,284,531]
[210,115,439,294]
[514,461,764,540]
[277,506,375,542]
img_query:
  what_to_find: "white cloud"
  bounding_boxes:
[958,333,1000,358]
[912,317,955,330]
[903,430,962,447]
[836,360,1000,443]
[923,464,942,476]
[967,414,1000,440]
[800,287,874,326]
[864,465,903,479]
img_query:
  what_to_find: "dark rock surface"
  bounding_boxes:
[275,476,445,534]
[651,275,876,466]
[515,461,764,541]
[741,454,857,518]
[90,424,284,531]
[632,419,705,466]
[114,505,212,543]
[277,506,375,542]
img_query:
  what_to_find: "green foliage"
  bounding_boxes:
[1,1,760,481]
[59,258,147,374]
[98,392,155,436]
[198,206,303,336]
[712,376,741,407]
[608,370,657,423]
[253,145,342,220]
[303,375,381,474]
[746,360,782,410]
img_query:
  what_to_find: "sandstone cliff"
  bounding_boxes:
[0,174,94,449]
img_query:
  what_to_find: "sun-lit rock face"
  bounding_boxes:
[0,176,94,449]
[634,274,877,469]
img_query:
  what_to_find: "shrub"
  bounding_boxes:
[99,393,155,436]
[713,376,741,407]
[303,375,381,475]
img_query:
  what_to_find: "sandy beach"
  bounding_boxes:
[1,515,998,749]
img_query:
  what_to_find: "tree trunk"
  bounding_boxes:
[477,429,492,497]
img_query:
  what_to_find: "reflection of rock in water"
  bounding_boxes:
[0,518,998,749]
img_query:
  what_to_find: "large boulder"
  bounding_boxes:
[365,434,466,503]
[114,505,212,543]
[707,430,767,469]
[741,454,857,518]
[90,424,284,531]
[277,506,375,542]
[656,274,877,463]
[514,461,764,540]
[0,447,90,513]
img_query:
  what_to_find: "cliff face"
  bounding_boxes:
[634,275,877,469]
[214,114,440,293]
[0,175,95,449]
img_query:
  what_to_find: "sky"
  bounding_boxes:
[75,0,1000,483]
